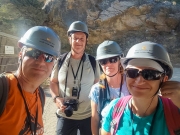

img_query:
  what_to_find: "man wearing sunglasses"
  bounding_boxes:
[0,26,61,135]
[50,21,100,135]
[101,41,180,135]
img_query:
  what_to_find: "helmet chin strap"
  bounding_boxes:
[105,70,119,77]
[103,65,120,78]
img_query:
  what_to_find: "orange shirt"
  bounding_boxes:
[0,74,44,135]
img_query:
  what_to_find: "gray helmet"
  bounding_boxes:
[96,40,124,60]
[67,21,89,37]
[121,41,173,79]
[18,26,61,56]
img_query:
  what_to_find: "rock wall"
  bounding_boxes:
[0,0,180,67]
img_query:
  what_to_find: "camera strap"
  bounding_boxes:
[71,57,83,83]
[77,59,84,99]
[64,53,85,99]
[14,74,38,135]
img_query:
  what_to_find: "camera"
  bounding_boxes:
[72,87,78,97]
[64,99,79,117]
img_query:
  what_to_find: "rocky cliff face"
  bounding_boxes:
[0,0,180,66]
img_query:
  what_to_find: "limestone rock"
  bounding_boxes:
[0,0,180,65]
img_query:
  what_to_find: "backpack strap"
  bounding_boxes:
[111,96,180,135]
[38,87,45,114]
[58,52,68,70]
[0,72,45,115]
[111,95,132,135]
[97,79,107,120]
[160,97,180,135]
[97,78,113,129]
[88,54,96,75]
[58,53,97,75]
[0,73,9,116]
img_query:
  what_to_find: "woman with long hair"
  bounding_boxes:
[89,40,129,135]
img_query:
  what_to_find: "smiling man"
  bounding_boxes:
[0,26,61,135]
[50,21,100,135]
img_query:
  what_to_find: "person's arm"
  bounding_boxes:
[160,81,180,108]
[50,78,60,99]
[101,129,111,135]
[49,78,62,106]
[50,78,66,111]
[91,100,100,135]
[94,61,100,84]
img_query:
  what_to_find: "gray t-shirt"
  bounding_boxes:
[51,52,100,119]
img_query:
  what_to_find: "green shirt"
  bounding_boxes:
[102,98,170,135]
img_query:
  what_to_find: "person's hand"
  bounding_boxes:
[160,81,180,108]
[55,97,67,112]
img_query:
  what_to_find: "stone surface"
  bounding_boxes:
[43,88,57,135]
[0,0,180,66]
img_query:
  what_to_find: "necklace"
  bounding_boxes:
[130,99,159,135]
[106,74,123,98]
[105,75,123,97]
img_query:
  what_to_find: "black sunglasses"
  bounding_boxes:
[99,57,119,65]
[126,68,164,80]
[25,48,55,63]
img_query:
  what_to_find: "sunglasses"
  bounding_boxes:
[99,57,119,65]
[25,48,55,62]
[126,68,164,80]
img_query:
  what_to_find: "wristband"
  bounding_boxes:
[53,95,60,103]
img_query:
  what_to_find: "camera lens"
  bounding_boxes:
[64,106,73,117]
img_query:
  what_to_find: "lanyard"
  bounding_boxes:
[14,75,38,135]
[71,58,83,81]
[130,99,159,135]
[64,54,85,99]
[106,74,123,98]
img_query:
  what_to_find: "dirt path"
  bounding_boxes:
[43,88,57,135]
